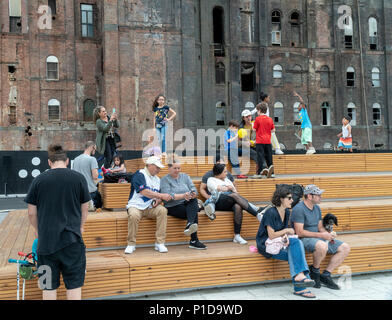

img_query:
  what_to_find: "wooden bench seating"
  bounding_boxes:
[82,198,392,249]
[99,174,392,209]
[124,153,392,177]
[1,231,392,299]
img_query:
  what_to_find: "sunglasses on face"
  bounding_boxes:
[286,196,293,200]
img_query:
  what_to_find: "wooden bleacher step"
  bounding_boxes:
[2,231,391,299]
[82,198,392,249]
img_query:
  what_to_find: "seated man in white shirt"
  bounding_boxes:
[124,156,172,254]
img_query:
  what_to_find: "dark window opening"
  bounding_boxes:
[241,62,256,91]
[290,12,300,25]
[10,16,22,33]
[344,35,353,49]
[48,0,56,14]
[271,10,281,24]
[347,70,355,87]
[8,66,16,74]
[215,62,225,85]
[213,7,225,57]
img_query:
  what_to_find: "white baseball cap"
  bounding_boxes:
[241,109,252,117]
[146,156,165,168]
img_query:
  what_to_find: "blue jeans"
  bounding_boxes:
[156,125,167,153]
[226,148,241,175]
[271,237,310,292]
[203,190,232,211]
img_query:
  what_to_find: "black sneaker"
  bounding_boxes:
[189,240,207,250]
[309,266,321,288]
[320,273,340,290]
[184,223,198,236]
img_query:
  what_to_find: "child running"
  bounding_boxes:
[337,116,353,152]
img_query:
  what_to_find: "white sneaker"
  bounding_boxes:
[275,149,284,155]
[307,148,316,155]
[204,203,216,220]
[124,245,135,254]
[233,234,247,245]
[257,212,263,222]
[155,243,168,253]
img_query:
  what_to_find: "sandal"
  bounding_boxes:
[293,290,316,299]
[293,277,315,288]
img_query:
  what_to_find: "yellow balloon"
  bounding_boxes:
[238,128,248,139]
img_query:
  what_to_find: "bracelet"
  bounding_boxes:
[170,193,175,201]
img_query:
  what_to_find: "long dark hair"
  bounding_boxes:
[151,94,166,112]
[260,92,269,102]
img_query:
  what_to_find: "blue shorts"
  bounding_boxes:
[300,237,344,255]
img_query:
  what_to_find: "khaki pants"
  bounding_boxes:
[127,205,167,246]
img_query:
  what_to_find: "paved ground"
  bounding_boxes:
[131,272,392,300]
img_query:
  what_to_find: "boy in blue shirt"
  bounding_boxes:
[294,91,316,154]
[225,120,248,179]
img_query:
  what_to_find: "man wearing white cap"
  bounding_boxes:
[124,156,172,254]
[291,185,350,290]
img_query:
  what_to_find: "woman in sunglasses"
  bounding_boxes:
[256,186,316,298]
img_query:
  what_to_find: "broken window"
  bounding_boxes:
[48,99,60,121]
[372,103,381,126]
[290,12,300,47]
[320,65,330,88]
[321,102,330,126]
[346,67,355,87]
[83,99,96,122]
[347,102,356,125]
[213,7,225,56]
[369,17,378,50]
[241,62,256,91]
[371,67,380,87]
[9,0,22,33]
[81,4,94,37]
[273,102,284,125]
[46,55,59,80]
[215,62,225,85]
[343,14,353,49]
[271,10,281,46]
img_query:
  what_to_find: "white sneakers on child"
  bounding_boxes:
[275,149,284,155]
[233,234,248,245]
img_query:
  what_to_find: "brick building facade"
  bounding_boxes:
[1,0,392,152]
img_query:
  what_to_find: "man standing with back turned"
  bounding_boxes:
[25,144,91,300]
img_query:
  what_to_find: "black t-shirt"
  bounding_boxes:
[25,168,91,255]
[256,207,290,258]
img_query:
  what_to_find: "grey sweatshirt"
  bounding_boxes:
[160,173,197,208]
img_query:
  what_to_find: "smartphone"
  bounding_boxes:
[112,108,116,114]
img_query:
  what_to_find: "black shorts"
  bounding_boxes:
[37,240,86,290]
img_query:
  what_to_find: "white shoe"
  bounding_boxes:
[257,212,263,222]
[275,149,284,155]
[307,148,316,155]
[204,203,216,220]
[233,234,247,245]
[124,245,135,254]
[155,243,168,253]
